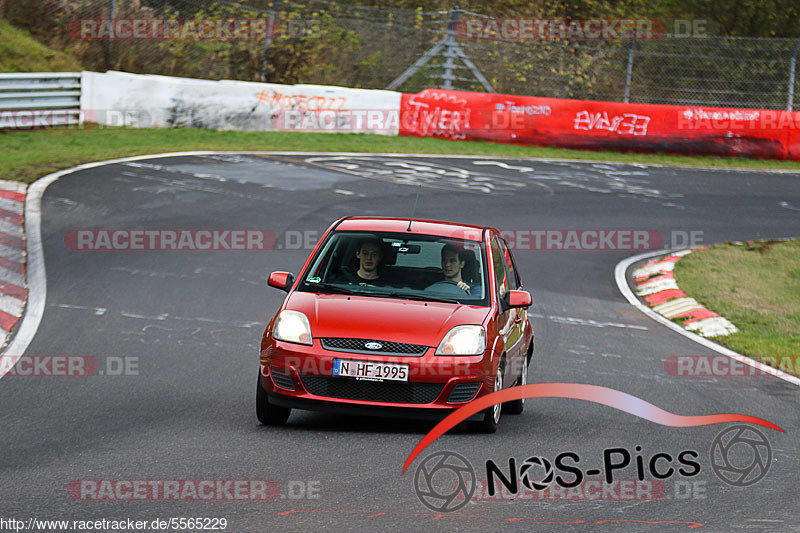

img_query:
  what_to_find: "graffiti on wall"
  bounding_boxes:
[255,90,348,112]
[403,90,471,139]
[573,111,650,135]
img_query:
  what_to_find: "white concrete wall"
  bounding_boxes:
[80,71,402,134]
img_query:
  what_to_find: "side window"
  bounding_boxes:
[491,236,509,298]
[498,237,521,290]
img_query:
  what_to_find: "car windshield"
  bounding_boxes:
[297,230,489,306]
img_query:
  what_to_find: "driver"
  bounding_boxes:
[338,236,393,286]
[430,243,478,294]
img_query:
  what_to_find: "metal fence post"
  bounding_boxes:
[623,37,635,103]
[440,7,461,90]
[787,39,800,111]
[261,1,279,81]
[386,6,493,92]
[105,0,116,68]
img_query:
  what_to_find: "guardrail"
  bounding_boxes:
[0,73,82,129]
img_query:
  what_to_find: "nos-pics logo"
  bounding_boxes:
[412,425,772,513]
[413,451,476,513]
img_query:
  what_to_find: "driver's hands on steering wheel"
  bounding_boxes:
[456,281,471,293]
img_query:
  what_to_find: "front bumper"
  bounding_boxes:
[268,394,485,422]
[260,338,494,415]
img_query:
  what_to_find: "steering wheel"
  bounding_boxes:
[427,280,470,295]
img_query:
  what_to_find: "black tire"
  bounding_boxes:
[503,353,528,415]
[256,372,291,426]
[473,359,504,433]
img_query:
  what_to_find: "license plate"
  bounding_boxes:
[332,358,409,382]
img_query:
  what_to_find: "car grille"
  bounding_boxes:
[447,382,482,403]
[320,337,428,356]
[300,375,443,404]
[270,366,295,391]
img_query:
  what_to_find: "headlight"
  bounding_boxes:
[272,310,313,345]
[435,325,486,355]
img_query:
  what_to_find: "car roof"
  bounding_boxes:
[334,217,491,241]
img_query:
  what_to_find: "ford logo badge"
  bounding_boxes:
[364,342,382,350]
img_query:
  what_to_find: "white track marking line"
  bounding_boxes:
[52,303,107,315]
[615,248,800,387]
[471,161,535,172]
[529,312,648,330]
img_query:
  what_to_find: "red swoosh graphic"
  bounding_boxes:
[403,383,783,472]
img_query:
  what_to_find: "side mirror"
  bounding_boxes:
[267,271,294,292]
[505,290,532,309]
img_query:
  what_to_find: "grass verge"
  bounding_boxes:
[3,126,800,183]
[0,18,81,72]
[674,239,800,376]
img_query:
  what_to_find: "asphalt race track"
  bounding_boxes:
[1,153,799,532]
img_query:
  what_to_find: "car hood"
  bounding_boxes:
[284,291,491,346]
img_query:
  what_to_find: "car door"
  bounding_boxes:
[490,234,525,388]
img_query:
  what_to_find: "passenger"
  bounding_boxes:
[430,243,479,294]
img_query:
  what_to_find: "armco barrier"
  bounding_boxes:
[80,71,402,133]
[0,73,82,129]
[399,88,800,161]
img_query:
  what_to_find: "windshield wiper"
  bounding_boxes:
[304,283,462,303]
[304,282,357,295]
[385,292,462,304]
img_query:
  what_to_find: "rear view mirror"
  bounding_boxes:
[267,271,294,292]
[392,243,421,254]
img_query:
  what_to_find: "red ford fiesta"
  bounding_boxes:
[257,217,534,432]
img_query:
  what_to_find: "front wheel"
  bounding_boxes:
[256,372,291,426]
[503,354,528,415]
[474,362,503,433]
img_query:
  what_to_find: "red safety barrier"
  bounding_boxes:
[785,112,800,160]
[399,89,800,161]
